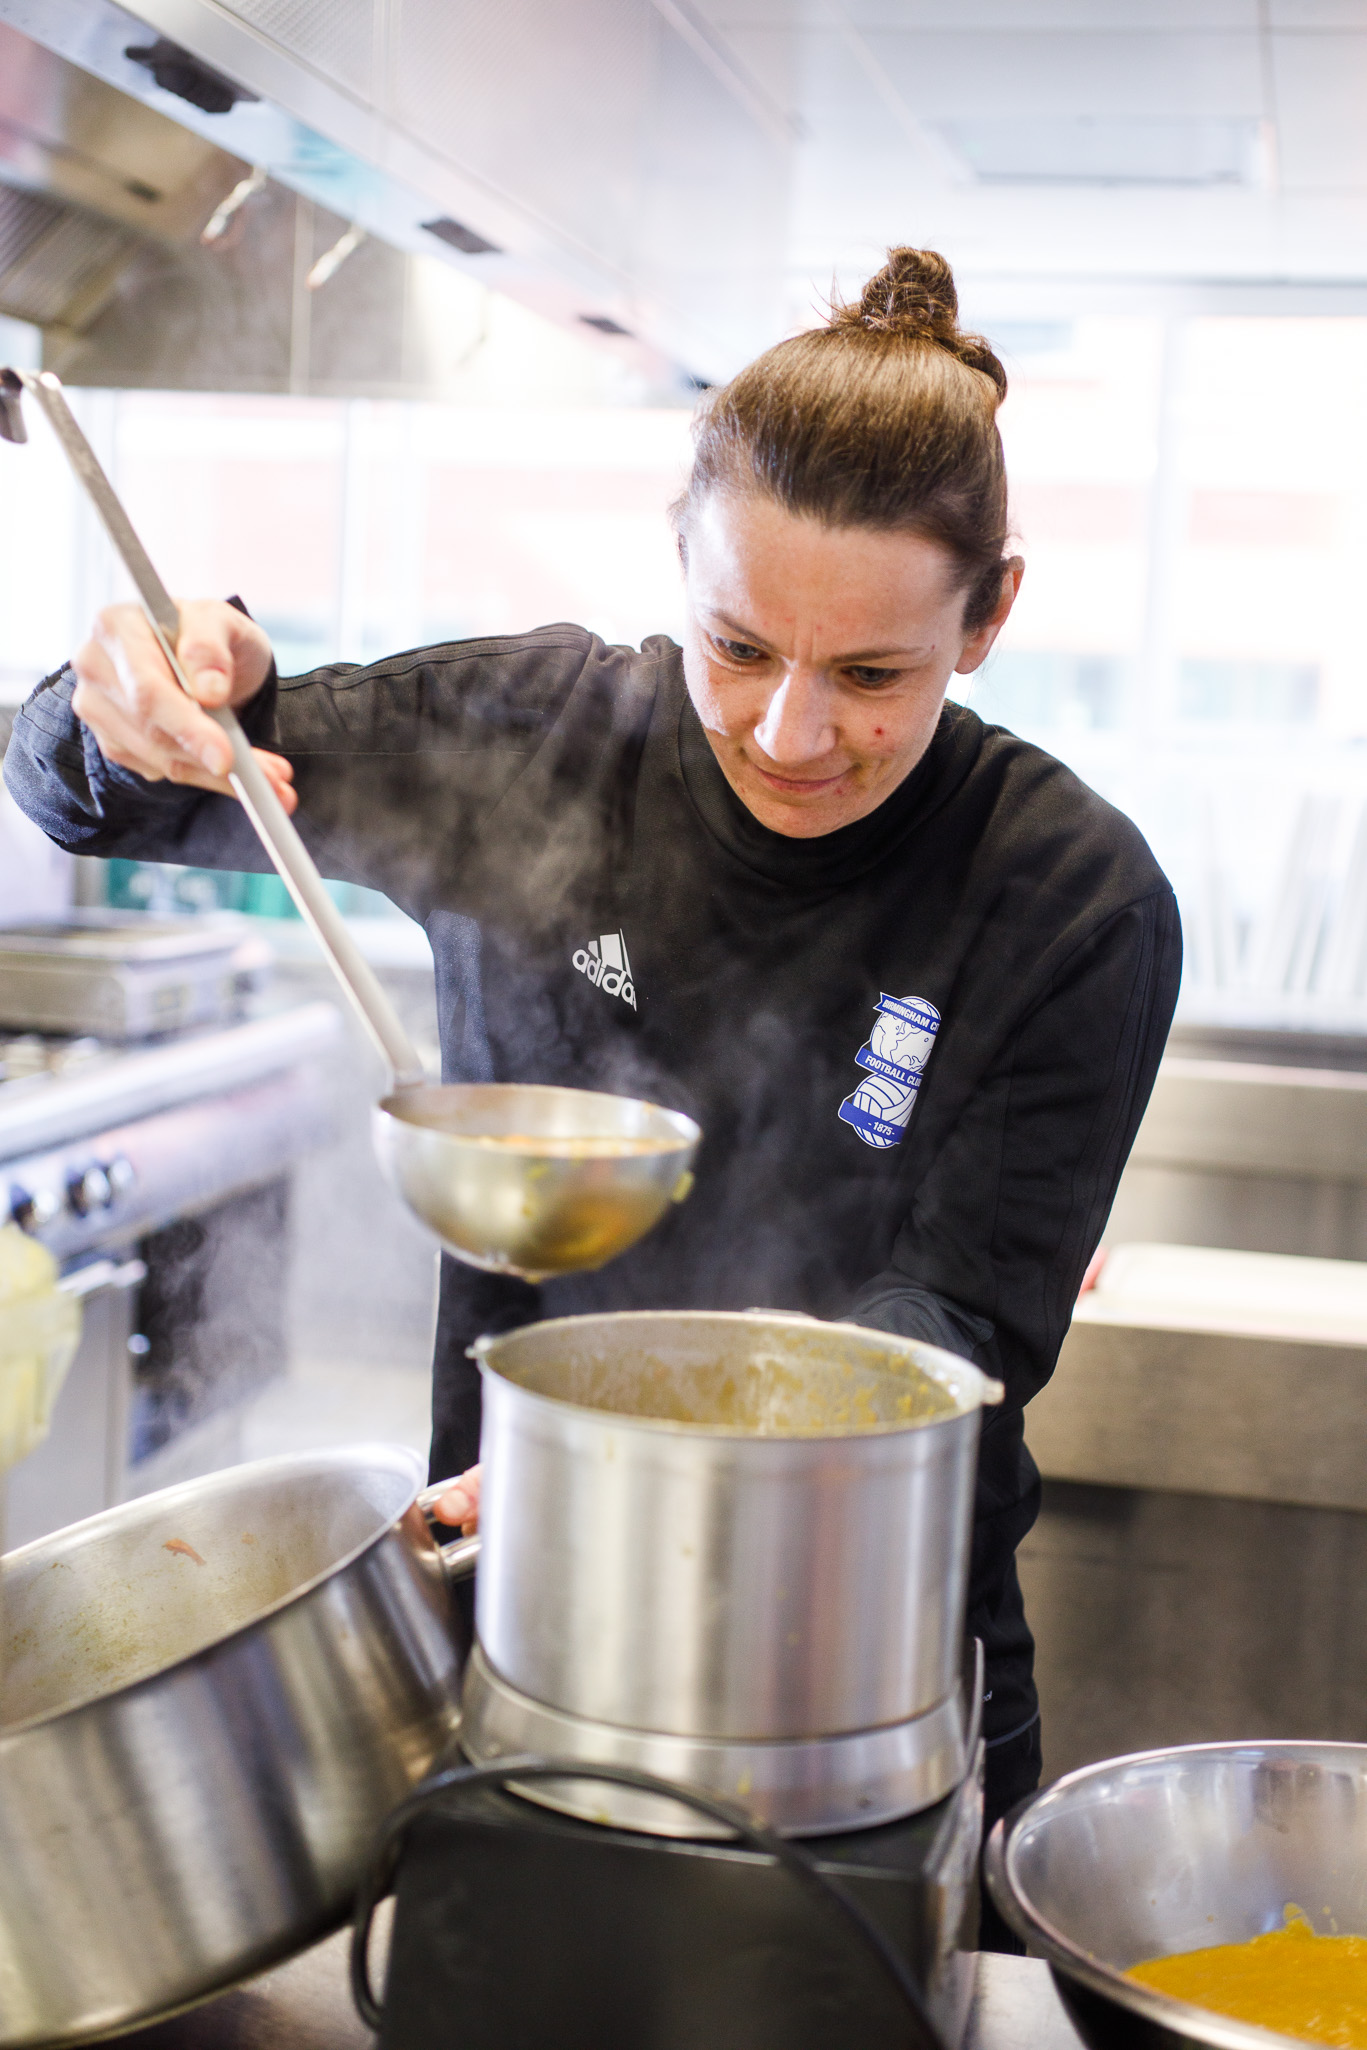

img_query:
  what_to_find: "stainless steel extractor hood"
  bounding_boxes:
[0,23,252,355]
[0,0,790,389]
[0,23,472,396]
[0,10,710,396]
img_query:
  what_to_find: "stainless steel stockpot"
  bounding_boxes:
[0,1445,463,2048]
[469,1312,1002,1745]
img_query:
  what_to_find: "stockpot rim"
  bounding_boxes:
[471,1309,1004,1442]
[984,1737,1367,2050]
[0,1441,428,1742]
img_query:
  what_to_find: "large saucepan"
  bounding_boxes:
[460,1311,1002,1835]
[0,1445,469,2048]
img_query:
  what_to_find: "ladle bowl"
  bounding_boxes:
[373,1082,700,1279]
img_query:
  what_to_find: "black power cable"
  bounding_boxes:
[350,1754,949,2050]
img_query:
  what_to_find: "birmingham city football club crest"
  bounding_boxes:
[838,994,941,1150]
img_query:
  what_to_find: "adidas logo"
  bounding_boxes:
[572,930,636,1009]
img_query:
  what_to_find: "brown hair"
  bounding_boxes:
[676,248,1011,631]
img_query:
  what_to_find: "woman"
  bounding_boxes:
[5,248,1181,1946]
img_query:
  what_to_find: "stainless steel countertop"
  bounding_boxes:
[111,1932,369,2050]
[965,1954,1086,2049]
[109,1931,1085,2049]
[1132,1052,1367,1182]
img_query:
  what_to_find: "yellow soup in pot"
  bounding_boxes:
[1128,1915,1367,2045]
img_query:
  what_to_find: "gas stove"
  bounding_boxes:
[0,908,347,1259]
[0,1033,109,1090]
[0,1004,343,1257]
[0,998,346,1547]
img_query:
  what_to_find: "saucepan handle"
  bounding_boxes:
[417,1480,481,1582]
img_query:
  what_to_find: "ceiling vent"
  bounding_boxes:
[124,37,259,116]
[934,117,1263,189]
[421,216,501,256]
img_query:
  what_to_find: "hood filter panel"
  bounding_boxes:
[0,181,137,327]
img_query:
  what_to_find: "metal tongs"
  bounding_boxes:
[0,367,426,1089]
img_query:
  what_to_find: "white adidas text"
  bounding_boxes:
[573,930,636,1009]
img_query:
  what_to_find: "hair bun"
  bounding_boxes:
[830,247,1007,398]
[846,247,958,338]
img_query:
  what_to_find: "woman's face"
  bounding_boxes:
[680,490,1022,839]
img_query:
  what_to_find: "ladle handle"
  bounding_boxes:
[20,371,427,1091]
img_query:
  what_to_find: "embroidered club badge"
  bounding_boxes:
[838,994,941,1150]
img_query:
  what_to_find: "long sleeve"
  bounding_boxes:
[847,1275,993,1363]
[2,628,604,922]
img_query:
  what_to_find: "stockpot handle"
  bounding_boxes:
[417,1480,481,1582]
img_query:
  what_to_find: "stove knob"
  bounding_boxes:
[67,1164,113,1217]
[8,1184,61,1234]
[104,1155,135,1200]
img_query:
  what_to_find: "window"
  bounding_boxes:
[961,651,1127,734]
[1178,659,1319,727]
[985,313,1367,1027]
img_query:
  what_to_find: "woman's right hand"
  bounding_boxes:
[71,598,296,812]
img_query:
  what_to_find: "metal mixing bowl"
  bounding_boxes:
[985,1740,1367,2049]
[373,1082,700,1281]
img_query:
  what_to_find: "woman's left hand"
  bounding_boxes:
[432,1465,481,1534]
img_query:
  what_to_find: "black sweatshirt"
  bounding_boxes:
[5,628,1181,1742]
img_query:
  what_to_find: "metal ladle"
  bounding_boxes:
[0,368,699,1281]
